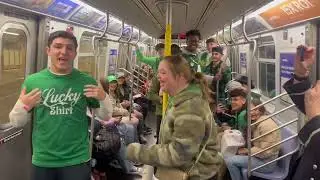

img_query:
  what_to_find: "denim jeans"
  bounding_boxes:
[225,155,277,180]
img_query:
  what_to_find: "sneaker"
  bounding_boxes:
[126,166,143,175]
[153,174,159,180]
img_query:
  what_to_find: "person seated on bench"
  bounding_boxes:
[224,99,281,180]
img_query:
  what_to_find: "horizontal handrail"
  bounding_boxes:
[251,104,295,126]
[252,92,288,111]
[133,69,148,80]
[134,64,149,74]
[251,118,298,142]
[118,68,146,84]
[251,134,297,157]
[251,144,299,172]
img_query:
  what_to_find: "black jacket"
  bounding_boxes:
[283,78,320,180]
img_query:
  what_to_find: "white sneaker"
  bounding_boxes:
[127,166,143,175]
[153,174,159,180]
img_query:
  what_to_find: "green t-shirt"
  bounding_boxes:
[23,68,99,167]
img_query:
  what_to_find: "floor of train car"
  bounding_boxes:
[102,110,157,180]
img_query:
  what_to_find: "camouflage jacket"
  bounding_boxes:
[127,83,223,179]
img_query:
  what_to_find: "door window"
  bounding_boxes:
[0,28,27,124]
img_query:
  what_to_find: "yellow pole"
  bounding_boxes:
[162,0,172,117]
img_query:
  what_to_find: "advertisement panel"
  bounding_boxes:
[260,0,320,28]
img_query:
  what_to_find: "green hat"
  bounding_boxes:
[107,75,117,83]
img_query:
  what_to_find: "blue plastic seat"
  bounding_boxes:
[241,127,298,180]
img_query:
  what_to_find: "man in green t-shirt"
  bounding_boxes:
[9,31,113,180]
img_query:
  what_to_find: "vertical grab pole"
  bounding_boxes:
[242,14,257,178]
[162,0,172,117]
[216,32,221,46]
[89,12,109,166]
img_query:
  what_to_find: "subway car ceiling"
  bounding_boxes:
[0,0,318,41]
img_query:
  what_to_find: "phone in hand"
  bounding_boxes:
[297,45,306,62]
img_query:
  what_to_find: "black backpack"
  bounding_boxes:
[93,121,121,156]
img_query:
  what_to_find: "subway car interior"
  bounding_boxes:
[0,0,319,180]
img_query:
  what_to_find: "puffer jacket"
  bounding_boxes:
[251,116,281,160]
[127,83,223,179]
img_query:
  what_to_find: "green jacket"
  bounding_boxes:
[127,83,223,179]
[181,48,210,73]
[136,49,163,115]
[233,109,247,134]
[136,49,161,73]
[203,61,231,100]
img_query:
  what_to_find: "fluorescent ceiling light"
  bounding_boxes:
[4,32,19,36]
[73,0,104,15]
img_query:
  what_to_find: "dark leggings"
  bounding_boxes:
[32,162,91,180]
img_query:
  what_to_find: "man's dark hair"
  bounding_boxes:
[229,88,247,98]
[186,29,201,40]
[48,31,78,50]
[206,38,217,44]
[155,43,165,51]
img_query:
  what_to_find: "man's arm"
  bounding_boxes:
[93,94,113,120]
[136,48,158,66]
[9,100,32,127]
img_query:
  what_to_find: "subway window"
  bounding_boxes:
[258,45,275,59]
[259,62,275,98]
[78,32,96,78]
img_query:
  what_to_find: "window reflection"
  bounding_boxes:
[259,62,275,98]
[0,28,27,124]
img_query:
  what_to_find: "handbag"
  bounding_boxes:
[155,117,213,180]
[88,110,121,157]
[94,124,121,156]
[220,129,245,157]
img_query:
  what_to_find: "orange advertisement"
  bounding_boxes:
[260,0,320,28]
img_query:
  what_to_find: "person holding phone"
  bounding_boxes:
[283,45,320,180]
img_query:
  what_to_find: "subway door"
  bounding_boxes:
[0,9,38,180]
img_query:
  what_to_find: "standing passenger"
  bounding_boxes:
[134,43,165,140]
[9,31,113,180]
[202,38,231,68]
[282,45,320,180]
[203,46,231,101]
[181,29,209,72]
[135,43,164,73]
[127,55,223,179]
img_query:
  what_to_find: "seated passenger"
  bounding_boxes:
[234,75,255,91]
[105,75,139,125]
[117,72,130,103]
[216,88,247,132]
[225,99,281,180]
[127,55,223,179]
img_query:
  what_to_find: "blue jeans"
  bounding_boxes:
[225,155,277,180]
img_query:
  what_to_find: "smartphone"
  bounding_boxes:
[297,45,306,61]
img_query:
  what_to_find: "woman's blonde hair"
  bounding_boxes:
[162,55,210,100]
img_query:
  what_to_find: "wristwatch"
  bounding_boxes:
[292,73,308,81]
